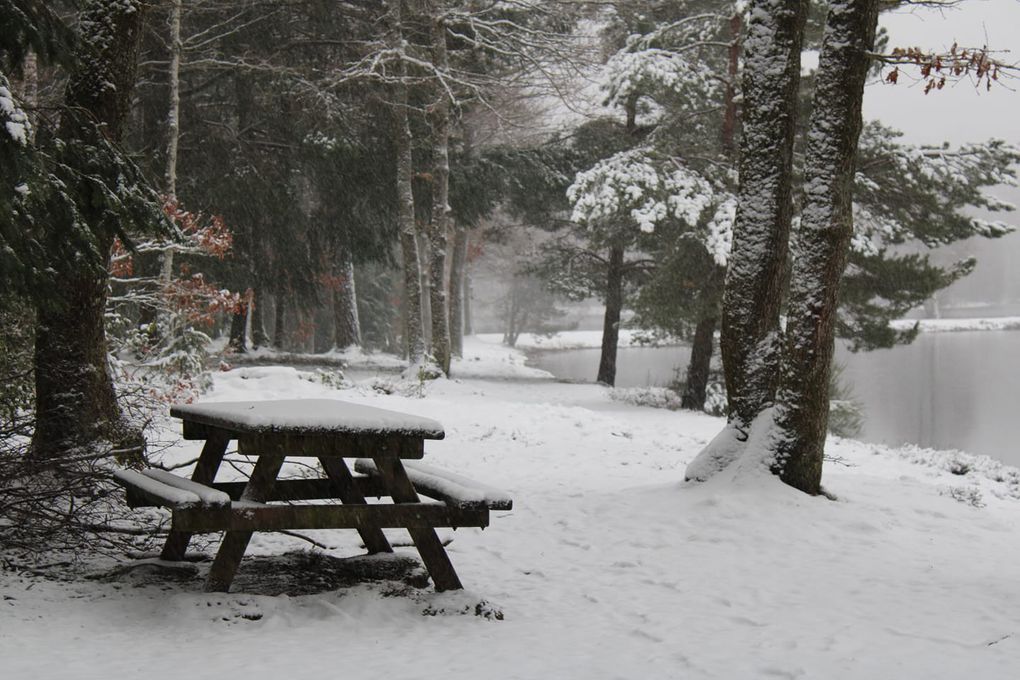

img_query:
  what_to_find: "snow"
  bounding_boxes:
[170,398,446,438]
[141,469,231,507]
[112,469,202,508]
[473,329,658,351]
[4,337,1020,679]
[355,459,514,509]
[889,316,1020,333]
[0,84,31,145]
[567,149,723,239]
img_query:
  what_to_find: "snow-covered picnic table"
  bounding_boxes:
[113,399,512,592]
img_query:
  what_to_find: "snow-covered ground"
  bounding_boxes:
[890,316,1020,333]
[476,329,662,350]
[3,337,1019,679]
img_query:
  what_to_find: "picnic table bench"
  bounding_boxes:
[113,399,511,593]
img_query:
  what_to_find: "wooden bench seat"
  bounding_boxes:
[354,459,513,511]
[113,469,231,509]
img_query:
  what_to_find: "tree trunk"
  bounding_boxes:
[426,8,452,374]
[721,11,742,156]
[596,241,625,386]
[32,0,149,460]
[333,252,362,349]
[595,93,639,388]
[229,309,248,353]
[718,0,807,429]
[681,266,724,410]
[463,267,474,335]
[158,0,183,307]
[391,1,425,363]
[679,11,740,411]
[273,288,286,350]
[448,223,468,357]
[771,0,880,494]
[250,286,270,348]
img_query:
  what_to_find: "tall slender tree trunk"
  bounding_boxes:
[250,286,270,348]
[596,96,638,387]
[333,252,362,349]
[685,0,807,483]
[273,288,286,350]
[32,0,150,460]
[721,10,742,157]
[596,241,625,386]
[718,0,807,428]
[681,265,724,410]
[426,8,452,374]
[463,267,473,335]
[771,0,880,494]
[679,12,742,411]
[159,0,183,307]
[391,1,425,363]
[448,223,468,357]
[229,308,248,353]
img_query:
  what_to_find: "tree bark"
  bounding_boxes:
[721,11,742,156]
[333,252,362,349]
[391,0,425,363]
[426,7,451,374]
[596,94,639,387]
[250,286,270,348]
[771,0,880,494]
[32,0,149,460]
[229,309,248,353]
[158,0,183,304]
[272,287,286,350]
[448,223,468,357]
[719,0,808,429]
[463,267,474,335]
[596,241,625,386]
[681,265,724,410]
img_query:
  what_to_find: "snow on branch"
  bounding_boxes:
[0,81,32,145]
[602,44,717,109]
[567,149,733,264]
[851,125,1019,252]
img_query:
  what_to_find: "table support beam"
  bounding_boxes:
[160,431,229,561]
[320,457,393,554]
[205,452,284,592]
[373,456,463,592]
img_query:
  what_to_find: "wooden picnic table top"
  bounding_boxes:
[170,398,446,440]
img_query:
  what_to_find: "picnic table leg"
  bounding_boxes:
[372,456,463,592]
[319,457,393,554]
[161,431,230,561]
[205,452,285,592]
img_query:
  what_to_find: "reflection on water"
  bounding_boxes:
[528,331,1020,466]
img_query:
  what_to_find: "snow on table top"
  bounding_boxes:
[170,399,445,438]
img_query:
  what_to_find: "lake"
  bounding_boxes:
[528,331,1020,466]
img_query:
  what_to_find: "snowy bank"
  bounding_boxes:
[890,316,1020,333]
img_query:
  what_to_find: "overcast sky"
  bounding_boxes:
[861,1,1020,308]
[863,0,1020,146]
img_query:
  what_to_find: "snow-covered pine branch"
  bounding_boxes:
[851,125,1019,253]
[566,148,733,264]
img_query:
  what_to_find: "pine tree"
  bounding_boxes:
[32,0,166,460]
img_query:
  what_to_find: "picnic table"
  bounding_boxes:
[113,399,512,593]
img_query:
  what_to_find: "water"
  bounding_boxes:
[528,331,1020,466]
